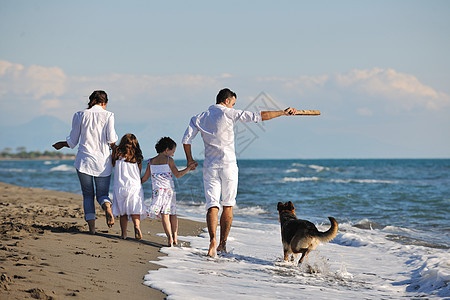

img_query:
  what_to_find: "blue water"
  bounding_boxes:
[177,159,450,249]
[1,159,449,298]
[1,159,449,249]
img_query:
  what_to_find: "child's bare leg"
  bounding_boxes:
[120,215,128,239]
[161,213,173,246]
[170,214,178,245]
[131,214,142,240]
[87,219,96,235]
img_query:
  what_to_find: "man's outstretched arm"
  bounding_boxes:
[261,107,297,121]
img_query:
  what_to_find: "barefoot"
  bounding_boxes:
[102,203,115,228]
[87,220,96,235]
[217,241,227,253]
[134,226,142,240]
[173,233,178,246]
[207,239,217,257]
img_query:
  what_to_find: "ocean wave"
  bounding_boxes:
[49,164,75,172]
[353,219,385,230]
[179,202,270,218]
[383,225,415,234]
[291,163,330,172]
[234,205,269,216]
[330,178,398,184]
[282,177,398,184]
[0,168,37,173]
[282,177,321,182]
[397,252,450,297]
[43,160,61,165]
[334,232,369,247]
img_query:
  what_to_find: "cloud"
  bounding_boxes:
[277,68,450,111]
[357,107,373,116]
[0,60,67,100]
[0,60,448,158]
[331,68,445,108]
[68,73,233,113]
[1,60,449,127]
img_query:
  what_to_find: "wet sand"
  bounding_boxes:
[0,182,205,299]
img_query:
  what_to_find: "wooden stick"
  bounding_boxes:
[294,110,321,116]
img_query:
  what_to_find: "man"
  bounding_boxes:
[182,88,297,257]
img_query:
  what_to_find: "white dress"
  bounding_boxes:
[112,158,147,220]
[145,159,176,218]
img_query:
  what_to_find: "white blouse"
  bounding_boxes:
[66,105,118,176]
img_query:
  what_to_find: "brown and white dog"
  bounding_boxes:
[277,201,338,264]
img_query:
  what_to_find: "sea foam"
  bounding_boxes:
[49,164,75,172]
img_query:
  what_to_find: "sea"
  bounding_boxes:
[1,158,449,299]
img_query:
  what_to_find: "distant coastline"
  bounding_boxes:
[0,151,75,161]
[0,156,75,161]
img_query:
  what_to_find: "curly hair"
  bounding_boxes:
[112,133,143,166]
[155,137,176,154]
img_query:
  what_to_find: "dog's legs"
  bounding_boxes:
[298,249,311,264]
[283,248,290,262]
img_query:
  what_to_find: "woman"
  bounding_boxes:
[53,90,118,234]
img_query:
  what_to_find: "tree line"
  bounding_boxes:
[0,147,75,159]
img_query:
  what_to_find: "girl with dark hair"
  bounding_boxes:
[52,90,118,234]
[141,137,196,246]
[111,133,147,240]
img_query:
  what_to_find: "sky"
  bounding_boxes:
[1,0,449,159]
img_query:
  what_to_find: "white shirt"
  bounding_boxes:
[182,104,262,168]
[66,105,118,176]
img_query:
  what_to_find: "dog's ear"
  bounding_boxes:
[287,201,295,211]
[277,202,283,211]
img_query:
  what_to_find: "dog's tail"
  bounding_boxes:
[318,217,338,243]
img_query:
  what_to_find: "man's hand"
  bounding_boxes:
[187,159,198,170]
[187,161,198,171]
[284,107,297,116]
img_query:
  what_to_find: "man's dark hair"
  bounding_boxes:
[216,88,237,104]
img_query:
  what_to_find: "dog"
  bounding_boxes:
[277,201,338,264]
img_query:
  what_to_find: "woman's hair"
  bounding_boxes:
[88,90,108,109]
[216,88,237,104]
[112,133,143,166]
[155,137,176,154]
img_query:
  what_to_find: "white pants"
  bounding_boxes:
[203,164,239,210]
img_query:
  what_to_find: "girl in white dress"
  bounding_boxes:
[141,137,196,246]
[112,133,146,240]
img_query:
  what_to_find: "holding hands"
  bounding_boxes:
[187,160,198,171]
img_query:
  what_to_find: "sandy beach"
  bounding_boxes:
[0,182,206,299]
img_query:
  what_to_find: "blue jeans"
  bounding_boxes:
[76,170,112,221]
